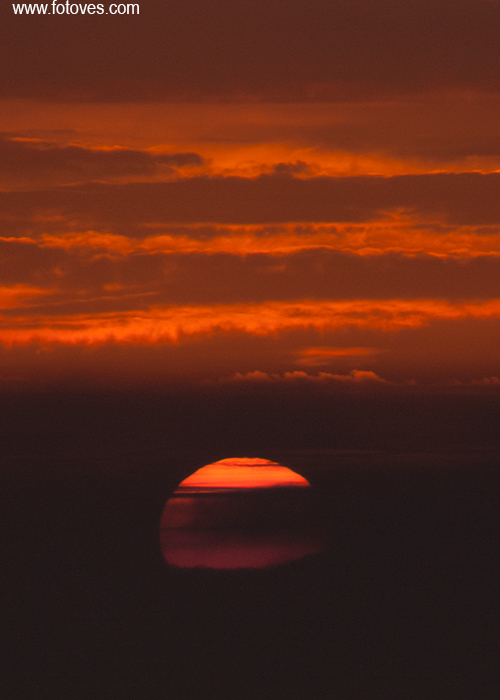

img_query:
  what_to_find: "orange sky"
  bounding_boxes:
[1,2,500,390]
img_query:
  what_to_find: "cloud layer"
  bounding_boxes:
[2,7,500,390]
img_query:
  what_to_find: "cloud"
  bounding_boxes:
[8,100,500,177]
[271,162,311,177]
[221,369,390,385]
[221,371,500,390]
[297,346,380,366]
[448,376,500,387]
[0,136,203,187]
[5,173,500,232]
[2,298,500,346]
[8,99,500,177]
[228,370,274,383]
[4,236,500,311]
[0,284,52,309]
[473,376,500,386]
[8,220,500,261]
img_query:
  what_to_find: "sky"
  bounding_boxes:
[2,0,500,391]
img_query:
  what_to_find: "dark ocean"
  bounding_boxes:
[2,389,499,699]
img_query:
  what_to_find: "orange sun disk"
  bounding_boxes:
[176,457,311,491]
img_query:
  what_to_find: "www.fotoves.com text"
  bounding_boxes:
[12,2,139,14]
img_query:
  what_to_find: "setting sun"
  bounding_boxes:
[160,457,321,569]
[177,457,311,490]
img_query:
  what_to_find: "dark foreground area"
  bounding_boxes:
[1,390,499,699]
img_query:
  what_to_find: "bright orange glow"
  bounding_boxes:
[2,298,500,346]
[6,99,500,178]
[5,222,499,259]
[0,285,52,309]
[177,457,310,490]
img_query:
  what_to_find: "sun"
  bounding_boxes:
[177,457,311,491]
[160,456,322,569]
